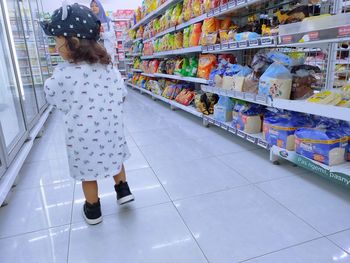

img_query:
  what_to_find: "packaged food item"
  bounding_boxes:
[189,23,202,47]
[193,0,203,17]
[204,0,212,13]
[197,54,217,80]
[201,32,218,46]
[220,17,232,30]
[175,89,196,106]
[183,0,192,21]
[186,57,199,77]
[171,3,182,27]
[295,128,347,166]
[174,58,184,76]
[214,96,234,122]
[258,62,292,99]
[195,93,219,115]
[290,65,320,100]
[202,18,219,33]
[175,31,183,49]
[183,27,190,48]
[232,103,264,134]
[181,57,190,76]
[235,32,260,41]
[307,91,342,105]
[165,59,176,75]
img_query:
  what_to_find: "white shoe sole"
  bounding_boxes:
[117,194,135,205]
[82,207,103,225]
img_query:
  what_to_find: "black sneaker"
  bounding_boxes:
[114,181,134,205]
[82,199,102,225]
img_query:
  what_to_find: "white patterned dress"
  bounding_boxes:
[44,62,130,181]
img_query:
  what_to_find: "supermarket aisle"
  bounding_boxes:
[0,90,350,263]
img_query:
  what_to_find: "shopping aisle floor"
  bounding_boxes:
[1,90,350,263]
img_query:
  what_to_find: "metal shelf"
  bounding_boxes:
[154,73,208,84]
[152,46,202,58]
[126,82,203,118]
[131,68,143,73]
[201,85,272,106]
[271,146,350,189]
[129,0,181,30]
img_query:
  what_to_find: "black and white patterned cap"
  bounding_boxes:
[40,3,101,40]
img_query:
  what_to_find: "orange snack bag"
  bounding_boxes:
[197,54,217,80]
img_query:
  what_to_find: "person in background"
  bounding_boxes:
[40,3,134,225]
[90,0,117,65]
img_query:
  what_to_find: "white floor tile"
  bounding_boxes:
[125,135,137,148]
[328,230,350,254]
[139,139,212,168]
[68,203,207,263]
[0,182,74,238]
[257,175,350,235]
[16,158,73,190]
[25,138,68,163]
[153,157,249,200]
[218,149,306,183]
[71,168,171,223]
[0,225,70,263]
[245,238,350,263]
[124,146,150,171]
[175,185,320,263]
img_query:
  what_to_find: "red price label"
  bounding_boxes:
[308,31,319,40]
[282,35,292,43]
[338,26,350,37]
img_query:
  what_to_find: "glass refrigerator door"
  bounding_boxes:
[18,0,46,111]
[29,0,50,110]
[0,2,26,157]
[6,0,39,126]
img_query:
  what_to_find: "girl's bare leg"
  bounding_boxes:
[82,181,99,204]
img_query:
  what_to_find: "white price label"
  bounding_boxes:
[247,135,256,143]
[261,37,273,45]
[215,44,221,50]
[238,41,248,47]
[214,7,221,14]
[221,4,228,11]
[256,95,267,104]
[208,45,215,51]
[202,46,208,52]
[222,43,229,49]
[258,139,268,149]
[237,0,246,5]
[237,131,246,138]
[236,91,244,98]
[228,0,236,8]
[245,93,255,100]
[229,127,236,134]
[229,42,237,49]
[249,39,259,46]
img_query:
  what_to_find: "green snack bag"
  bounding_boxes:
[187,56,198,77]
[181,57,190,76]
[183,27,190,48]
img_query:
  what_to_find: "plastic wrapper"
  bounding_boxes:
[214,96,234,122]
[171,3,182,27]
[174,58,184,76]
[202,18,219,34]
[201,32,218,46]
[197,54,217,80]
[290,65,320,100]
[258,62,292,99]
[232,103,264,134]
[193,0,203,17]
[220,17,232,30]
[183,27,190,48]
[175,31,184,49]
[165,59,176,75]
[186,57,199,77]
[176,89,196,106]
[190,23,202,47]
[183,0,192,21]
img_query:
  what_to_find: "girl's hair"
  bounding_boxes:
[65,37,111,65]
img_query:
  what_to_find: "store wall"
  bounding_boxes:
[42,0,140,13]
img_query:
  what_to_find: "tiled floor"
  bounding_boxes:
[0,90,350,263]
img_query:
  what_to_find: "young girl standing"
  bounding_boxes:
[40,3,134,225]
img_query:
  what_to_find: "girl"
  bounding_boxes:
[40,3,134,225]
[90,0,117,65]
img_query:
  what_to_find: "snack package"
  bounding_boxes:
[204,0,212,13]
[183,27,190,48]
[183,0,192,21]
[251,50,273,78]
[265,113,312,150]
[165,59,176,75]
[197,54,217,80]
[258,62,292,99]
[295,128,347,166]
[186,56,199,77]
[232,103,264,134]
[171,3,182,27]
[175,89,196,106]
[220,17,232,30]
[214,96,234,122]
[181,57,190,76]
[290,65,320,100]
[189,23,202,47]
[202,18,219,33]
[174,58,184,76]
[235,32,260,41]
[267,51,304,67]
[307,91,342,105]
[193,0,203,17]
[175,31,183,49]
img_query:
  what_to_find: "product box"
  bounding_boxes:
[295,128,347,166]
[267,125,296,150]
[222,75,245,91]
[213,105,233,122]
[236,114,262,134]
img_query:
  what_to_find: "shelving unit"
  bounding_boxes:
[127,0,350,189]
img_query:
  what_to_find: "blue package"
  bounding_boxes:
[213,96,235,123]
[235,32,260,41]
[295,128,347,166]
[234,104,264,133]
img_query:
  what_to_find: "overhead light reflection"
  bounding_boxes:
[152,237,192,249]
